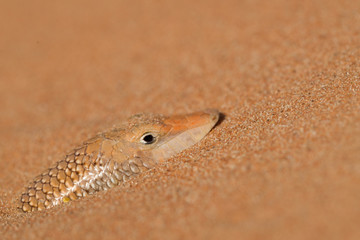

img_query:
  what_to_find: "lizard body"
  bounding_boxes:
[19,109,219,212]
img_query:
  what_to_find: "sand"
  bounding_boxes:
[0,0,359,239]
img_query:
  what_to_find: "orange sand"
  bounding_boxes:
[0,0,359,239]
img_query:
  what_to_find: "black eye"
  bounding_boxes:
[140,133,156,144]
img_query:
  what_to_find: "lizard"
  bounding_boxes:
[19,109,220,212]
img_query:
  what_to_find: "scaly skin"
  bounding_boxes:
[19,109,219,212]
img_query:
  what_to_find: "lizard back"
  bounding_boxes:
[20,134,154,212]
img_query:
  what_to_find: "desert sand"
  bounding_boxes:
[0,0,359,239]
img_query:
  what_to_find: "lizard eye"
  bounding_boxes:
[140,133,156,144]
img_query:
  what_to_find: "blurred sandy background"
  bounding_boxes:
[0,0,359,239]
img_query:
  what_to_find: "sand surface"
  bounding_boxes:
[1,0,360,239]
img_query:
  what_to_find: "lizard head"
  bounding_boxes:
[125,109,219,162]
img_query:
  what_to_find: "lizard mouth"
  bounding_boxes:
[150,109,220,161]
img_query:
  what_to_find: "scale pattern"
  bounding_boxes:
[19,136,154,212]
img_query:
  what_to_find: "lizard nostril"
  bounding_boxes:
[203,109,219,120]
[211,114,218,122]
